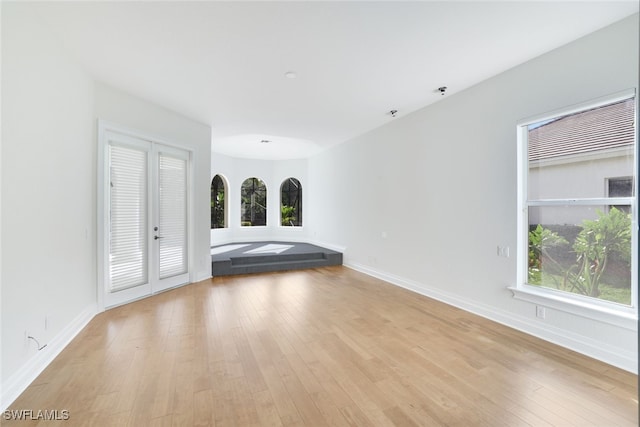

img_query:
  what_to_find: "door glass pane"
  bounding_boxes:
[109,145,148,292]
[159,153,188,279]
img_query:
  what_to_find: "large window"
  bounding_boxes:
[517,92,637,312]
[281,177,302,226]
[211,174,227,229]
[241,177,267,226]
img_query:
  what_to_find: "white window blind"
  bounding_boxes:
[109,144,149,292]
[158,153,188,279]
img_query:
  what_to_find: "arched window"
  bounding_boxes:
[211,174,227,229]
[281,177,302,226]
[241,177,267,226]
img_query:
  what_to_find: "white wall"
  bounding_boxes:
[1,1,5,395]
[1,4,96,408]
[0,5,213,410]
[95,83,212,283]
[308,15,639,372]
[210,153,309,245]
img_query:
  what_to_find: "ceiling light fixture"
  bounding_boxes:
[284,71,297,79]
[390,110,398,118]
[438,86,448,95]
[260,139,271,144]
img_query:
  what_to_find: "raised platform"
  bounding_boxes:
[211,241,343,277]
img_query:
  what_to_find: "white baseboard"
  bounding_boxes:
[345,262,637,374]
[306,239,347,254]
[196,274,213,282]
[0,304,98,411]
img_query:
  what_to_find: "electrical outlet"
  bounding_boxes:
[497,245,510,257]
[536,306,546,319]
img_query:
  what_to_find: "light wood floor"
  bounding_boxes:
[5,266,637,426]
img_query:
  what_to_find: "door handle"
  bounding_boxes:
[154,235,164,240]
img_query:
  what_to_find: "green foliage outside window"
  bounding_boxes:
[211,175,226,229]
[241,177,267,226]
[211,190,225,228]
[528,208,631,305]
[281,205,296,226]
[280,178,301,226]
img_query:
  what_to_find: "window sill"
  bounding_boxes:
[507,285,637,331]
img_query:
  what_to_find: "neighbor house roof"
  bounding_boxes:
[528,98,635,162]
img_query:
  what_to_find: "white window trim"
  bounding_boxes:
[514,89,638,326]
[508,285,636,330]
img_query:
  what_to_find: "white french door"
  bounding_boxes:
[100,127,190,308]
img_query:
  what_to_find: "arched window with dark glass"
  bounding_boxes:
[281,177,302,226]
[241,177,267,226]
[211,174,227,229]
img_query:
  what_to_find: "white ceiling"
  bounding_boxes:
[21,1,639,159]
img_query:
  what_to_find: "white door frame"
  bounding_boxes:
[97,120,195,311]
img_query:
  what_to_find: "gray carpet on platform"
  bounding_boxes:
[210,241,343,277]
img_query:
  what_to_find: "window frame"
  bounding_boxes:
[240,177,267,227]
[513,89,638,329]
[607,176,634,214]
[211,174,228,229]
[280,177,303,227]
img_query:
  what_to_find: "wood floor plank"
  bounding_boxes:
[253,389,285,427]
[3,266,637,426]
